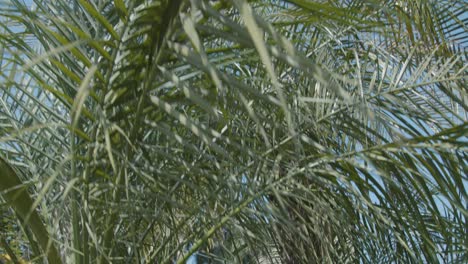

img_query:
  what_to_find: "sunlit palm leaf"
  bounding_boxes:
[0,0,466,263]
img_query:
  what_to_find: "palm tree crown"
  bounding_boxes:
[0,0,466,263]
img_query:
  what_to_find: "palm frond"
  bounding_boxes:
[0,0,466,263]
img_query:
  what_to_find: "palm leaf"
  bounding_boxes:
[0,0,466,263]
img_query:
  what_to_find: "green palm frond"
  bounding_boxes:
[0,0,466,263]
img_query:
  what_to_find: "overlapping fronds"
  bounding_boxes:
[0,0,466,263]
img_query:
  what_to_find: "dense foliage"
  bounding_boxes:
[0,0,466,263]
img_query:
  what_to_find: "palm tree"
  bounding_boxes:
[0,0,466,263]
